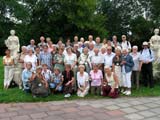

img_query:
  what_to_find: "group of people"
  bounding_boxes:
[3,34,155,98]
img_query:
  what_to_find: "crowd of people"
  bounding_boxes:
[3,35,155,98]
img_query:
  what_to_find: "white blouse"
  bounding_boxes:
[24,54,37,70]
[77,72,89,88]
[64,53,77,65]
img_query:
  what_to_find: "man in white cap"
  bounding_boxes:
[139,41,154,88]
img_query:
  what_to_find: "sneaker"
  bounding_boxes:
[67,93,71,97]
[121,89,124,93]
[125,91,131,96]
[19,86,22,90]
[64,93,71,98]
[122,91,127,94]
[64,94,68,98]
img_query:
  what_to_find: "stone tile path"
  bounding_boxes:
[0,97,160,120]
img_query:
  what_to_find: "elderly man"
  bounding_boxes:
[27,39,36,52]
[88,35,96,45]
[90,48,104,70]
[73,35,79,45]
[104,46,115,68]
[95,37,102,49]
[38,36,46,51]
[88,43,95,57]
[121,35,131,51]
[39,45,52,70]
[139,41,154,88]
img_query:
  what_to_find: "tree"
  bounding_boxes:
[0,0,29,50]
[22,0,107,43]
[98,0,149,40]
[130,16,154,49]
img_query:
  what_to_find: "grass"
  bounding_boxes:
[0,57,160,103]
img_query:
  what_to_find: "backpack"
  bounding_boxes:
[140,49,152,58]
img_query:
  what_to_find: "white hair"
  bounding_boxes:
[104,65,111,70]
[132,45,138,49]
[122,48,129,53]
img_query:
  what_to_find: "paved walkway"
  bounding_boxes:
[0,97,160,120]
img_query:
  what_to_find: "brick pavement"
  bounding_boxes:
[0,97,160,120]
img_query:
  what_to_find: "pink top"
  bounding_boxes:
[90,70,103,86]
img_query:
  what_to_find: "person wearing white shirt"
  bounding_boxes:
[90,48,104,70]
[104,46,115,68]
[24,49,37,71]
[77,65,89,97]
[88,43,95,57]
[130,46,141,89]
[121,35,131,51]
[88,35,96,45]
[139,41,154,88]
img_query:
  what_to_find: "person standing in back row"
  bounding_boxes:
[139,41,155,88]
[121,35,131,52]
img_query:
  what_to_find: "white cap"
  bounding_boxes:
[143,41,148,46]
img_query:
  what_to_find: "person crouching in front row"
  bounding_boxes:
[77,64,90,97]
[102,66,119,98]
[90,64,103,95]
[50,67,64,94]
[62,64,75,98]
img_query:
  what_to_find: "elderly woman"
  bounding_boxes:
[50,67,63,93]
[90,64,103,95]
[64,46,77,91]
[24,49,37,70]
[102,38,108,48]
[130,46,140,89]
[121,48,134,95]
[30,66,50,97]
[112,47,123,88]
[3,49,14,89]
[19,46,28,69]
[22,62,33,93]
[42,64,52,82]
[53,48,65,72]
[77,65,90,97]
[64,47,77,70]
[102,66,119,98]
[62,64,75,98]
[78,47,90,73]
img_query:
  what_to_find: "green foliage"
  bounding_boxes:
[22,0,107,43]
[130,16,154,48]
[0,0,160,52]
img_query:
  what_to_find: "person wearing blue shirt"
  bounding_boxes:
[121,48,134,95]
[139,41,155,88]
[22,62,33,93]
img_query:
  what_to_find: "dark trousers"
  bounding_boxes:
[131,71,140,89]
[141,63,154,88]
[63,84,73,94]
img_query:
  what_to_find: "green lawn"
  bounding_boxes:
[0,57,160,103]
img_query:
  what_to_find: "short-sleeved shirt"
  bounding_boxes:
[104,53,115,67]
[64,53,77,65]
[24,54,37,70]
[62,70,74,85]
[90,70,103,86]
[130,52,140,71]
[77,72,89,87]
[40,51,52,69]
